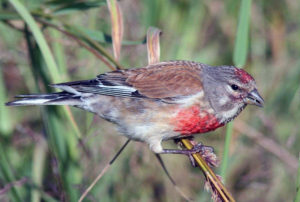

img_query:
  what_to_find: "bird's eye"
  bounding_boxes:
[231,84,239,91]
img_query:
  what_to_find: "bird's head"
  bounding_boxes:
[202,65,264,122]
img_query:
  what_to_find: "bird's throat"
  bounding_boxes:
[172,105,224,135]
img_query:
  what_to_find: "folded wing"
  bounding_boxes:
[51,61,204,99]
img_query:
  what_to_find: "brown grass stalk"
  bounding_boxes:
[147,27,162,65]
[78,140,130,202]
[36,19,117,71]
[106,0,123,62]
[181,139,235,202]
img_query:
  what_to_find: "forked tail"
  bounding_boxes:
[6,92,82,106]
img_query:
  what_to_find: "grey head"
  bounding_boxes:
[201,64,264,123]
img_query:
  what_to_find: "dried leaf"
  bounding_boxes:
[107,0,123,61]
[147,27,162,65]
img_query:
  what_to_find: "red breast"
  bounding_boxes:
[171,105,224,135]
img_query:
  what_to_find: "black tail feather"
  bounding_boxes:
[6,92,81,106]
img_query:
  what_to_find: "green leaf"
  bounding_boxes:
[74,26,145,45]
[221,0,252,182]
[0,11,21,20]
[0,68,13,136]
[233,0,252,67]
[220,122,233,179]
[64,23,122,68]
[0,143,23,202]
[294,154,300,202]
[9,0,61,83]
[50,1,106,15]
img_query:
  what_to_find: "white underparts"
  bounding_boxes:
[149,139,163,153]
[218,96,229,106]
[218,104,242,123]
[175,91,205,107]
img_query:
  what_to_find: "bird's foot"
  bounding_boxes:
[160,142,212,154]
[160,139,219,168]
[186,144,216,167]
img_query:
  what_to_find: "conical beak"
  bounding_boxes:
[244,89,264,107]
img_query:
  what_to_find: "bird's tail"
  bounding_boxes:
[6,92,82,106]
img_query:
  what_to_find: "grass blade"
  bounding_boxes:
[65,23,122,69]
[147,27,161,64]
[221,0,252,181]
[10,0,83,140]
[78,140,130,202]
[50,29,68,78]
[220,122,233,179]
[107,0,123,61]
[31,138,47,202]
[0,69,13,136]
[233,0,252,67]
[9,0,61,83]
[294,154,300,202]
[0,143,23,202]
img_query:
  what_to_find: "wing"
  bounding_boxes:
[50,74,141,98]
[51,61,204,99]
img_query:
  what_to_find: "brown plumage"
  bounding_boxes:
[126,61,203,98]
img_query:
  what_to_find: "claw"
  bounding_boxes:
[187,143,215,167]
[159,141,219,168]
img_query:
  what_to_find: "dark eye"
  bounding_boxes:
[231,84,239,91]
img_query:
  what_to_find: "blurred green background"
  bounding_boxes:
[0,0,300,201]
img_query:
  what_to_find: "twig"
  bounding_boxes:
[64,23,123,69]
[155,154,192,201]
[3,17,117,71]
[78,139,130,202]
[180,139,236,202]
[33,9,122,69]
[295,153,300,202]
[35,18,117,71]
[234,120,298,174]
[0,178,28,195]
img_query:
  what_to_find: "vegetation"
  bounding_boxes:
[0,0,299,201]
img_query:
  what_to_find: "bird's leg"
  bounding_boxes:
[160,143,213,167]
[149,137,215,167]
[159,142,209,155]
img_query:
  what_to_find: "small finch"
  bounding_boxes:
[6,60,263,155]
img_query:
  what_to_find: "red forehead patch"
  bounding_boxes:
[234,68,254,83]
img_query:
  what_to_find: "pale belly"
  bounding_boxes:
[83,95,223,143]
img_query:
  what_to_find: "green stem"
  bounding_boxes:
[221,122,233,181]
[9,0,61,83]
[295,154,300,202]
[0,68,13,136]
[0,143,23,202]
[64,23,122,69]
[221,0,252,181]
[31,140,47,202]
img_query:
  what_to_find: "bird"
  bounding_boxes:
[6,60,264,155]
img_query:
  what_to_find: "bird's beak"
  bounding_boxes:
[244,89,264,107]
